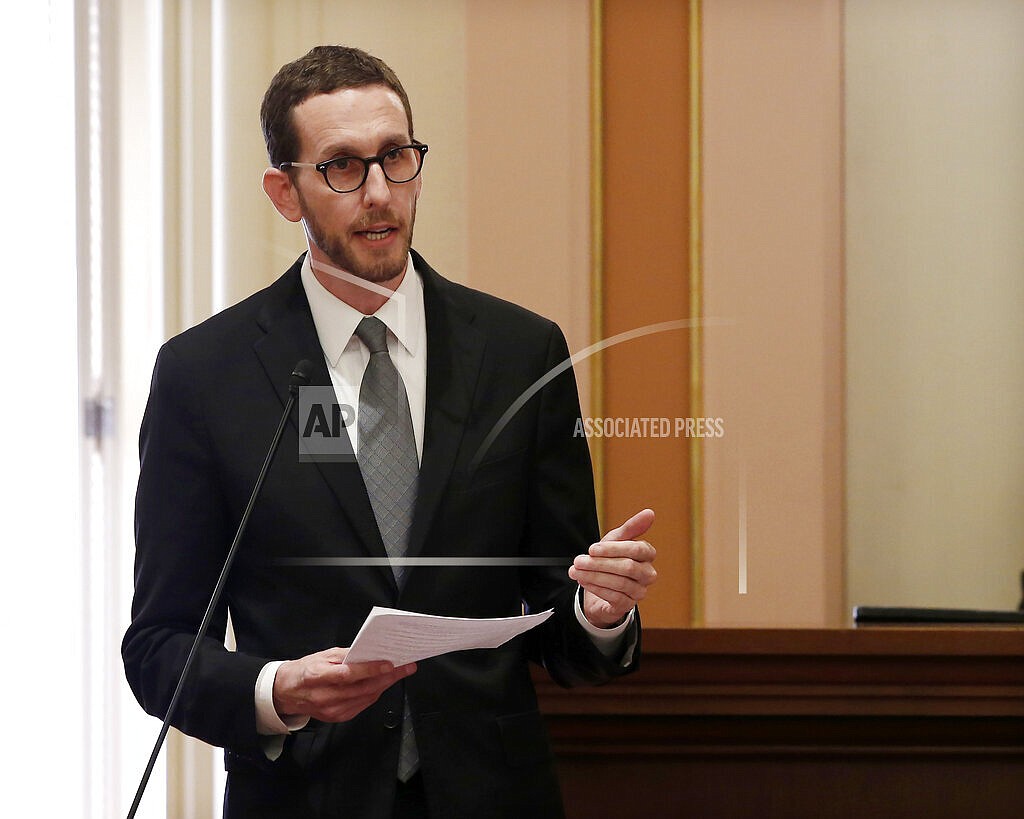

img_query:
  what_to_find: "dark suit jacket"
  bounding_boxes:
[123,251,639,818]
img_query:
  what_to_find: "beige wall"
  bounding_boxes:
[700,0,1024,625]
[701,0,845,627]
[464,1,593,362]
[845,0,1024,611]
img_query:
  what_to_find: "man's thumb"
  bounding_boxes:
[602,508,655,542]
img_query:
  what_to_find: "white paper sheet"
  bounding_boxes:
[342,606,554,666]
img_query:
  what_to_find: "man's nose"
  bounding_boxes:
[361,162,392,208]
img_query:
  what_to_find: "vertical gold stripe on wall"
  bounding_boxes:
[689,0,705,625]
[590,0,605,521]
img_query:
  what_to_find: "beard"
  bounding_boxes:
[298,190,416,284]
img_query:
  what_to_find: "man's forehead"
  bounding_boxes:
[292,85,410,152]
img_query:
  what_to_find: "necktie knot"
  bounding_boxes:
[355,316,389,355]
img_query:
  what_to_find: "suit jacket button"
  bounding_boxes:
[384,709,399,729]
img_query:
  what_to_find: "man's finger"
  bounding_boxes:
[602,508,654,542]
[572,555,657,584]
[332,660,395,680]
[570,566,654,599]
[587,540,657,562]
[318,648,415,677]
[320,660,416,690]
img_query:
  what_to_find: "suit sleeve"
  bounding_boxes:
[519,323,641,687]
[122,343,270,757]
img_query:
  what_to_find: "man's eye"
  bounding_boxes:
[330,158,355,171]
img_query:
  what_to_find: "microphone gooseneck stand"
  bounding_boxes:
[126,360,313,819]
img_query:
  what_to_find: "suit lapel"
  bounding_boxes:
[252,257,395,593]
[407,253,486,562]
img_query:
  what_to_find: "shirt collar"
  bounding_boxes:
[300,253,423,366]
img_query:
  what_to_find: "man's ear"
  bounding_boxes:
[262,167,303,222]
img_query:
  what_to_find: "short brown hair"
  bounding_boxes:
[260,45,414,168]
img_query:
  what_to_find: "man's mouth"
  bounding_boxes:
[358,227,396,242]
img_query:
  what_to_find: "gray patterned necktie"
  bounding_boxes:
[354,316,420,781]
[355,316,418,585]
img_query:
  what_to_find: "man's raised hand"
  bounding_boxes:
[568,508,657,628]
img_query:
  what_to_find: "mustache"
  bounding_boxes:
[354,211,401,229]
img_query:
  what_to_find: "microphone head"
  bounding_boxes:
[289,359,314,394]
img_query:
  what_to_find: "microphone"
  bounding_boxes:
[127,360,314,818]
[290,359,314,393]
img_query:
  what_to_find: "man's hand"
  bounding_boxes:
[568,508,657,628]
[273,647,416,723]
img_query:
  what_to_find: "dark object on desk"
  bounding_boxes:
[854,606,1024,625]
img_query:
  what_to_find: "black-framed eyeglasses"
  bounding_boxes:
[279,143,428,194]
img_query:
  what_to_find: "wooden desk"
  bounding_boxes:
[535,628,1024,819]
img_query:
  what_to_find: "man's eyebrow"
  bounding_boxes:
[318,135,411,160]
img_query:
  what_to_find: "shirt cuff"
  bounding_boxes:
[255,660,310,736]
[573,586,637,665]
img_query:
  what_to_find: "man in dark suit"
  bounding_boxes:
[123,45,656,818]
